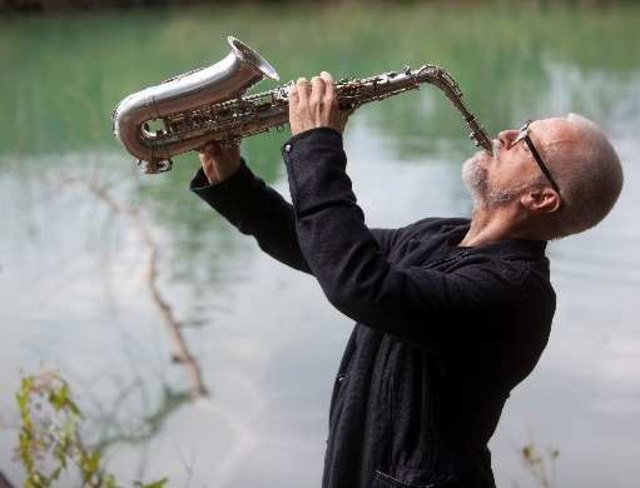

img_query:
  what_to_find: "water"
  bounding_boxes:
[1,2,639,486]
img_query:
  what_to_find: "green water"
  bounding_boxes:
[1,2,639,156]
[1,2,639,486]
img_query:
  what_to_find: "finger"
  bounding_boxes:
[198,142,216,158]
[320,71,337,105]
[296,77,311,102]
[288,83,299,105]
[200,141,218,152]
[208,141,224,158]
[320,71,334,83]
[310,75,326,104]
[288,84,299,120]
[296,76,311,92]
[198,143,217,176]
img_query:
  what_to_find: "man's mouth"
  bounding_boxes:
[491,139,502,157]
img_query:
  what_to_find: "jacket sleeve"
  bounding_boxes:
[190,158,400,275]
[282,128,533,343]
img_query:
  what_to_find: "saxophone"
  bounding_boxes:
[112,36,492,174]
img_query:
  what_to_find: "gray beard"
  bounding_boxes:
[462,153,489,204]
[462,153,523,208]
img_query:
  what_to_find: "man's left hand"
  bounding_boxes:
[288,71,351,137]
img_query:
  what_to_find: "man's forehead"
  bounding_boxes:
[530,117,575,146]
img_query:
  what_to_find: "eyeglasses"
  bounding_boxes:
[512,119,561,196]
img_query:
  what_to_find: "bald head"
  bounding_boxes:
[536,114,623,238]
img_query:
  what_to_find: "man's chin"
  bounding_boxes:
[462,154,523,209]
[461,153,489,200]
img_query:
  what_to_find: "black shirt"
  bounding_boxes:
[190,128,556,488]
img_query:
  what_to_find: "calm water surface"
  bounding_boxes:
[1,3,639,487]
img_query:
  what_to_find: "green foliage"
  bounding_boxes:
[15,371,168,488]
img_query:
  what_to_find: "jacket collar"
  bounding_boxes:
[443,220,548,261]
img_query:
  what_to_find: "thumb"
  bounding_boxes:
[335,108,353,133]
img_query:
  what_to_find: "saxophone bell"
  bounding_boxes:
[112,36,279,172]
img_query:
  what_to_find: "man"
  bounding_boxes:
[189,72,623,487]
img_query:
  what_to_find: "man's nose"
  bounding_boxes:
[497,129,519,149]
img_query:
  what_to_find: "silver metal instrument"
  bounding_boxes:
[112,36,492,174]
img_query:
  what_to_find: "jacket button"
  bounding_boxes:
[337,375,345,384]
[284,144,292,153]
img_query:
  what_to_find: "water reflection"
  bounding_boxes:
[1,2,639,487]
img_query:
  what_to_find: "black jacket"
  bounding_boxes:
[190,128,556,488]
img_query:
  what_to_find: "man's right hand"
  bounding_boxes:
[198,141,242,185]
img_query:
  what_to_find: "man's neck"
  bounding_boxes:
[458,204,525,248]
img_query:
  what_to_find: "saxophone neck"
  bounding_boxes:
[415,64,493,152]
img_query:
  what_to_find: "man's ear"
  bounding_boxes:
[520,187,561,214]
